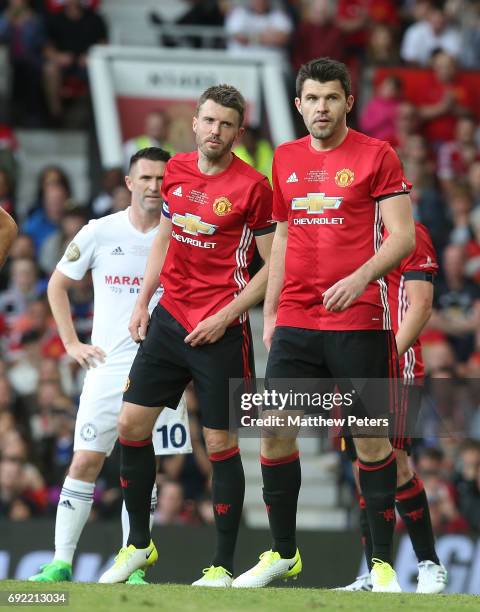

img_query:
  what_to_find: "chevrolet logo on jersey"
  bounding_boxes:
[172,212,217,236]
[292,193,343,214]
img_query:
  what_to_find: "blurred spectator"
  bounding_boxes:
[8,296,65,360]
[454,440,480,531]
[0,432,48,519]
[39,206,88,274]
[28,165,71,218]
[22,181,71,252]
[0,167,14,217]
[392,101,421,153]
[291,0,346,70]
[417,50,476,145]
[225,0,293,59]
[8,329,44,395]
[467,160,480,208]
[0,257,46,321]
[123,110,174,172]
[45,0,99,12]
[42,0,107,121]
[110,185,130,213]
[336,0,400,58]
[400,0,461,66]
[359,75,402,144]
[437,115,480,195]
[152,0,226,49]
[234,126,274,183]
[416,446,468,533]
[0,124,18,182]
[465,206,480,282]
[36,401,75,489]
[154,480,190,526]
[0,0,47,125]
[429,243,480,362]
[90,167,123,218]
[458,0,480,69]
[447,184,473,245]
[365,23,400,67]
[7,233,35,260]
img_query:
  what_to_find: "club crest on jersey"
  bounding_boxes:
[172,212,217,236]
[335,168,355,188]
[291,193,343,214]
[213,196,232,216]
[123,377,130,392]
[65,242,80,262]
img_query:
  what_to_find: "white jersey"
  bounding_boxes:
[57,208,161,373]
[58,207,192,456]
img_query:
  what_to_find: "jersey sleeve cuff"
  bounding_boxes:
[253,223,276,236]
[403,271,435,282]
[376,189,411,202]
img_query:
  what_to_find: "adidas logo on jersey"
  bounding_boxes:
[111,247,124,255]
[59,500,75,510]
[287,172,298,183]
[172,186,183,197]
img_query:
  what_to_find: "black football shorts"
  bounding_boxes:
[123,304,255,430]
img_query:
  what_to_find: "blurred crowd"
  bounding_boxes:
[0,0,480,534]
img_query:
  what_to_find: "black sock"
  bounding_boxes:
[210,447,245,574]
[396,475,440,564]
[261,451,301,559]
[120,436,156,549]
[358,451,397,566]
[358,495,373,572]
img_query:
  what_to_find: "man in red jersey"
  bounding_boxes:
[233,58,415,592]
[99,85,274,586]
[338,222,447,594]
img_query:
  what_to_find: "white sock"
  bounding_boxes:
[121,484,158,548]
[54,476,95,565]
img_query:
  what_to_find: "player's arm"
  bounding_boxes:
[185,231,274,347]
[263,220,287,350]
[0,207,18,269]
[48,269,106,368]
[129,213,171,343]
[323,195,415,312]
[396,278,434,357]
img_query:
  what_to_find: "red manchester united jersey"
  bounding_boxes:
[273,129,411,331]
[160,152,273,331]
[386,223,438,382]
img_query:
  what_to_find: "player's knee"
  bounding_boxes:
[261,436,297,460]
[68,451,104,482]
[118,412,143,440]
[354,437,391,463]
[204,429,236,456]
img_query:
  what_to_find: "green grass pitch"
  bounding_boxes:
[1,581,479,612]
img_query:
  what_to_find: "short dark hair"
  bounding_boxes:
[196,84,246,126]
[296,57,352,99]
[129,147,171,173]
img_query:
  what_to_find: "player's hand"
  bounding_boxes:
[65,340,106,369]
[322,269,369,312]
[263,313,277,351]
[128,305,150,343]
[184,312,229,347]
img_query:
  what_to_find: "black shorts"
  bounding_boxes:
[343,382,423,459]
[266,326,399,423]
[124,305,255,430]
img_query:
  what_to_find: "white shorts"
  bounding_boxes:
[74,368,192,456]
